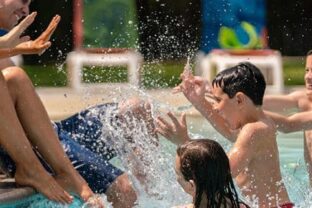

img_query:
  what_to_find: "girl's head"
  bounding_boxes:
[175,139,241,208]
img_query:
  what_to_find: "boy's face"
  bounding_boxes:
[0,0,30,30]
[305,55,312,95]
[211,86,241,130]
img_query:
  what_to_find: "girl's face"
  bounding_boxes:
[175,154,195,196]
[211,86,241,130]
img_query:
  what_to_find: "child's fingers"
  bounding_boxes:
[39,15,61,41]
[172,85,182,94]
[180,113,187,126]
[11,12,37,36]
[167,112,181,128]
[38,42,51,56]
[156,116,172,130]
[155,128,171,138]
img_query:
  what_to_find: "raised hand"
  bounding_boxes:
[156,112,190,145]
[15,14,61,55]
[173,57,193,94]
[179,76,209,110]
[0,12,37,48]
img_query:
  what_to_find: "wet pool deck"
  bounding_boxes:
[0,83,305,202]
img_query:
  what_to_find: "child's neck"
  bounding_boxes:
[241,104,264,125]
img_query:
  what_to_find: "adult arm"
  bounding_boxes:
[0,12,36,48]
[0,14,60,59]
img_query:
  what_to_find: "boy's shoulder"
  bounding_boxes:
[239,119,275,141]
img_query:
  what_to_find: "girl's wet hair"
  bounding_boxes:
[177,139,248,208]
[212,62,266,106]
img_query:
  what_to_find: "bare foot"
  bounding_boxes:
[55,170,94,202]
[14,165,73,204]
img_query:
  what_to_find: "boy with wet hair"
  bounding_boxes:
[157,62,293,207]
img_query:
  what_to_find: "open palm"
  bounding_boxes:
[16,15,61,55]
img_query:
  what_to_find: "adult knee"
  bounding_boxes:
[2,67,34,101]
[3,67,32,86]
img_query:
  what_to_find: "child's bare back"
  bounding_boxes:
[234,117,289,206]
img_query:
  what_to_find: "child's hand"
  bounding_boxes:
[156,112,190,145]
[0,12,37,48]
[173,57,193,94]
[15,14,61,55]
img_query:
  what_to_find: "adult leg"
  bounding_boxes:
[2,67,93,201]
[56,102,137,207]
[0,71,72,203]
[57,130,137,208]
[56,98,156,207]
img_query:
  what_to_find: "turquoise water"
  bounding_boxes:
[0,194,84,208]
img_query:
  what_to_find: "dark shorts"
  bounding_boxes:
[0,103,123,193]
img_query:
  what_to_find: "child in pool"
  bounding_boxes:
[263,50,312,187]
[157,62,293,207]
[173,139,249,208]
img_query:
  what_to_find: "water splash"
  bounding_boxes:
[99,104,191,207]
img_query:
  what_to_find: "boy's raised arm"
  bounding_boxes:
[179,76,237,141]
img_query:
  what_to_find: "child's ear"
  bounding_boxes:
[235,92,245,105]
[189,179,196,194]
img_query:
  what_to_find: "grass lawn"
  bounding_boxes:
[23,57,306,88]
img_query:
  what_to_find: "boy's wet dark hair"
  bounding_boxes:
[212,62,266,106]
[177,139,249,208]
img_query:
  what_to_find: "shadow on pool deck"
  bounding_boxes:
[0,83,305,202]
